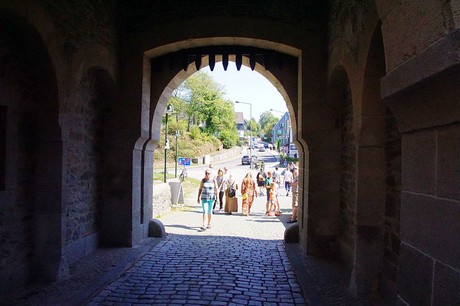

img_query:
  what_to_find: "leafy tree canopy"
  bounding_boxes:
[258,111,278,142]
[168,71,239,148]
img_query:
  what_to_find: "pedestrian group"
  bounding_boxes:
[197,163,299,231]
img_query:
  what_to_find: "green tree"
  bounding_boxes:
[258,111,278,142]
[247,118,260,135]
[179,71,225,131]
[169,70,239,146]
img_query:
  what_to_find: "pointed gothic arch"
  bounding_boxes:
[130,39,303,242]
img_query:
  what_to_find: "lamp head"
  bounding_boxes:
[166,104,174,113]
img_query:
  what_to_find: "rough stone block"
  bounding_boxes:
[357,147,386,225]
[397,244,433,305]
[433,262,460,306]
[402,131,436,194]
[284,223,299,243]
[437,124,460,200]
[349,225,384,296]
[401,192,460,269]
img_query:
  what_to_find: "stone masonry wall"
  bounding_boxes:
[64,73,105,245]
[379,0,453,71]
[339,84,356,267]
[383,108,401,283]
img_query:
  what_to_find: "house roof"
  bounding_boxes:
[235,112,245,124]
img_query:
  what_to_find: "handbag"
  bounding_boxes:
[242,193,248,200]
[228,183,236,198]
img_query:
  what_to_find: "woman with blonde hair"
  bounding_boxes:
[241,171,257,216]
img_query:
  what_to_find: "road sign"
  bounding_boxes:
[178,157,191,166]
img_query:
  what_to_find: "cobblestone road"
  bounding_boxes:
[88,193,306,305]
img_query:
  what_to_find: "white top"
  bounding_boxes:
[283,169,293,183]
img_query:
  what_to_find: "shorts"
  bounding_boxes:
[201,199,214,214]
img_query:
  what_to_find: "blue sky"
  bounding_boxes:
[200,64,287,121]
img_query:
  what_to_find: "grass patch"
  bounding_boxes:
[181,176,200,192]
[153,172,176,181]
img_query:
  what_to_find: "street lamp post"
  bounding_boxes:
[236,101,252,168]
[175,130,179,178]
[164,104,174,182]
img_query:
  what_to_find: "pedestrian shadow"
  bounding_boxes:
[164,224,203,232]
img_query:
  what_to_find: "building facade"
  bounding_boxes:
[272,112,291,151]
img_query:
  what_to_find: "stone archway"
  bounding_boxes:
[0,12,62,290]
[134,39,302,240]
[328,67,357,276]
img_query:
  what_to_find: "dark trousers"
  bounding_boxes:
[214,191,225,209]
[285,181,291,192]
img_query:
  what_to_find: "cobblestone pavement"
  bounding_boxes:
[88,194,306,305]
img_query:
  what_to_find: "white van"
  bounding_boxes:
[288,143,298,158]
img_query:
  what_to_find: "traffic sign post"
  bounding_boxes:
[178,157,191,166]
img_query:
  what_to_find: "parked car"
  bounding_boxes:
[241,154,258,165]
[288,143,298,158]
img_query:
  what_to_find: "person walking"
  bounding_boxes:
[224,174,238,215]
[283,167,293,196]
[256,169,266,196]
[267,180,280,216]
[264,171,273,215]
[214,168,225,212]
[287,168,299,223]
[241,171,257,216]
[197,169,218,230]
[273,178,281,216]
[272,166,280,185]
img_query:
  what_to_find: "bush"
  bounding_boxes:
[285,156,299,163]
[154,129,223,166]
[190,126,202,140]
[220,129,239,149]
